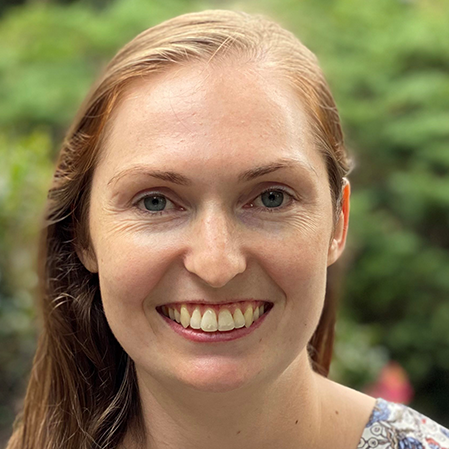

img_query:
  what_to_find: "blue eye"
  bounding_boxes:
[143,195,167,212]
[136,193,177,216]
[260,190,285,208]
[134,187,296,216]
[245,187,296,213]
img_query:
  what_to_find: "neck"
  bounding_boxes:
[126,353,328,449]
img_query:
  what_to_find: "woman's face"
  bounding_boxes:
[82,62,347,393]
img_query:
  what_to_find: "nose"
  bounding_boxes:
[183,207,247,289]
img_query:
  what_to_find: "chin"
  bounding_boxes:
[174,359,259,394]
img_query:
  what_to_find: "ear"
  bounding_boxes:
[76,245,98,273]
[327,178,351,267]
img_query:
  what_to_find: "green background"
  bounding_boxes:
[1,0,448,444]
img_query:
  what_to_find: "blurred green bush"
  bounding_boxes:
[1,0,448,443]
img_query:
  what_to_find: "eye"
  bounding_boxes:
[143,195,168,212]
[134,193,180,216]
[245,187,297,213]
[260,190,284,208]
[133,186,296,217]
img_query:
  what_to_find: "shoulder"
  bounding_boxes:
[358,398,449,449]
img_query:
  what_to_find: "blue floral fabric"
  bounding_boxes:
[358,398,449,449]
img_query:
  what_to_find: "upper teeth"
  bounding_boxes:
[161,303,266,332]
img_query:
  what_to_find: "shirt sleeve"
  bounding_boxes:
[358,398,449,449]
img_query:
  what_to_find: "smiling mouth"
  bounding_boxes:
[156,301,273,333]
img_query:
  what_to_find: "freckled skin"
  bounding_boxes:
[80,62,354,449]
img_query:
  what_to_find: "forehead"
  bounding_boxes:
[98,62,325,178]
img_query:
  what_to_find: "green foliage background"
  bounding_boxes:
[1,0,448,444]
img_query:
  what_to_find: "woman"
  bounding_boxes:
[6,9,449,449]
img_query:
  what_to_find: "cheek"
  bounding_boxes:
[95,230,180,312]
[270,242,328,313]
[258,225,329,330]
[259,215,330,284]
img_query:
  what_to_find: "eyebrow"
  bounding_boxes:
[107,157,318,188]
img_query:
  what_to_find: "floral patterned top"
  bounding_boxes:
[358,397,449,449]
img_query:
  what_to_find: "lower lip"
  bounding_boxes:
[158,306,272,343]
